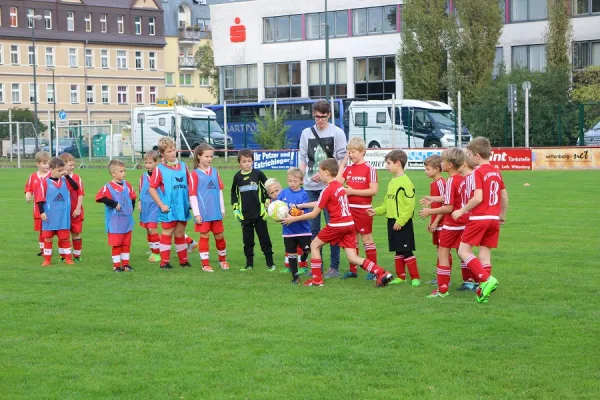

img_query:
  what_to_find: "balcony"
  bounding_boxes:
[178,26,211,42]
[179,55,196,70]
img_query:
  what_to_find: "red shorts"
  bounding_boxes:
[108,231,132,247]
[140,221,158,229]
[195,220,224,234]
[161,221,187,230]
[432,229,442,246]
[439,226,465,249]
[34,218,42,232]
[350,207,373,235]
[70,218,83,234]
[42,229,70,240]
[317,224,356,249]
[461,219,500,248]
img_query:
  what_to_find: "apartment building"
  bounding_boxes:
[0,0,166,131]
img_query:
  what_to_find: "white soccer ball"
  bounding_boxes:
[268,200,289,221]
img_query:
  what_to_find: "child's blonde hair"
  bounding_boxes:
[287,167,304,180]
[346,137,366,153]
[441,148,465,170]
[264,178,281,191]
[59,152,76,163]
[144,150,161,162]
[157,137,176,154]
[108,159,126,173]
[35,151,51,163]
[467,137,492,160]
[319,158,339,177]
[424,154,442,171]
[464,150,477,170]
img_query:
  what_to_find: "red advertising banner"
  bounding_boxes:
[489,148,532,170]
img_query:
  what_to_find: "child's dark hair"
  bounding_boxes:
[385,150,408,169]
[424,154,442,171]
[319,158,339,177]
[49,157,65,169]
[313,100,331,115]
[144,150,161,163]
[238,148,253,162]
[193,143,214,169]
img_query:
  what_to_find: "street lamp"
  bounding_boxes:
[46,67,56,156]
[324,0,330,100]
[30,14,43,141]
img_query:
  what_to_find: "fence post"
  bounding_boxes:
[504,111,508,147]
[557,104,562,146]
[9,109,13,162]
[16,122,21,169]
[140,119,145,158]
[578,104,585,146]
[362,111,366,142]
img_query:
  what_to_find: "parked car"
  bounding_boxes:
[578,121,600,146]
[42,138,77,154]
[63,143,90,158]
[11,138,49,157]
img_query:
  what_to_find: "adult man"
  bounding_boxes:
[299,100,347,278]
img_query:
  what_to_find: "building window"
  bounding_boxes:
[85,13,92,32]
[178,4,191,29]
[69,48,77,67]
[70,84,79,104]
[149,86,157,104]
[165,72,174,86]
[117,50,127,69]
[44,10,52,29]
[180,73,192,86]
[85,49,93,68]
[12,83,21,103]
[511,0,547,22]
[199,75,210,87]
[101,85,110,104]
[86,85,94,104]
[117,15,124,34]
[352,6,398,36]
[136,86,143,104]
[28,46,36,66]
[306,11,348,40]
[308,59,347,98]
[0,45,3,64]
[354,55,397,100]
[512,45,547,72]
[223,64,258,102]
[47,84,55,104]
[67,11,74,31]
[11,45,19,65]
[10,7,18,27]
[117,86,128,104]
[29,84,39,104]
[27,9,35,28]
[149,52,156,70]
[493,47,504,79]
[149,17,156,35]
[572,0,600,14]
[264,15,302,43]
[101,49,109,68]
[196,18,210,31]
[135,51,143,69]
[264,62,301,98]
[45,47,54,67]
[135,16,142,35]
[101,14,107,33]
[0,84,5,103]
[573,41,600,70]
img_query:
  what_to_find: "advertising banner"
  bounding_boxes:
[489,148,532,170]
[253,150,298,170]
[364,149,443,170]
[532,148,600,170]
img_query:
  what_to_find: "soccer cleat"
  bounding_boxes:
[65,259,75,265]
[180,262,193,268]
[456,281,476,292]
[267,265,277,272]
[74,257,82,263]
[240,266,253,272]
[41,260,52,267]
[202,265,214,272]
[187,241,199,253]
[389,277,406,285]
[411,279,421,287]
[426,290,449,299]
[324,268,339,278]
[280,267,290,274]
[59,257,65,262]
[219,261,230,270]
[298,267,308,276]
[341,272,358,279]
[37,252,43,257]
[160,263,173,270]
[123,265,134,272]
[113,267,125,272]
[303,278,324,287]
[365,273,376,281]
[376,273,394,287]
[476,276,498,303]
[291,277,300,285]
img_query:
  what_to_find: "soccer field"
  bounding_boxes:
[1,166,599,399]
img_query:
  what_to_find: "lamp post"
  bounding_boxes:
[30,14,43,139]
[324,0,330,100]
[46,67,56,156]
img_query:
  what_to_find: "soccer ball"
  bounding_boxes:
[267,200,289,221]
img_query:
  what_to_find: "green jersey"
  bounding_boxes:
[374,174,415,226]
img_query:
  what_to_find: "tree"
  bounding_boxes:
[572,66,600,133]
[544,0,572,69]
[446,0,504,106]
[253,108,290,149]
[397,0,454,100]
[0,108,48,139]
[194,43,220,101]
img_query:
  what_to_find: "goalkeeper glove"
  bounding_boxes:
[260,203,268,221]
[233,210,243,222]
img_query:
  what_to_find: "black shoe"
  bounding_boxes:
[124,265,134,272]
[160,262,173,270]
[113,267,125,273]
[180,262,193,268]
[37,251,43,257]
[376,273,394,287]
[292,277,300,284]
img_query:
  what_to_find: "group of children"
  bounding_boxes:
[25,133,507,303]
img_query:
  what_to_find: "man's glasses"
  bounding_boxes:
[314,115,329,120]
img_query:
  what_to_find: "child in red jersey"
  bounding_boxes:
[337,138,379,280]
[282,158,393,287]
[25,151,51,256]
[59,153,84,262]
[452,137,509,304]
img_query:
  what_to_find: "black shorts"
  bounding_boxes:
[387,218,416,252]
[284,236,312,254]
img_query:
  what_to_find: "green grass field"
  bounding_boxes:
[1,166,599,399]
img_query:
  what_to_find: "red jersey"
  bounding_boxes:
[430,177,446,225]
[317,180,354,227]
[188,167,225,195]
[95,181,137,202]
[67,173,85,217]
[342,162,378,207]
[149,162,192,192]
[26,171,50,218]
[470,164,505,220]
[443,174,468,227]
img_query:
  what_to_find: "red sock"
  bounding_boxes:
[215,237,227,262]
[460,261,474,282]
[185,235,194,245]
[364,242,377,264]
[436,263,451,294]
[72,238,82,258]
[43,240,53,263]
[175,236,188,264]
[59,238,73,261]
[311,258,323,282]
[112,246,121,268]
[394,255,406,280]
[150,233,160,255]
[405,256,420,280]
[198,236,210,266]
[159,235,172,264]
[121,245,130,266]
[465,255,489,283]
[482,263,492,275]
[360,259,387,277]
[349,247,359,274]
